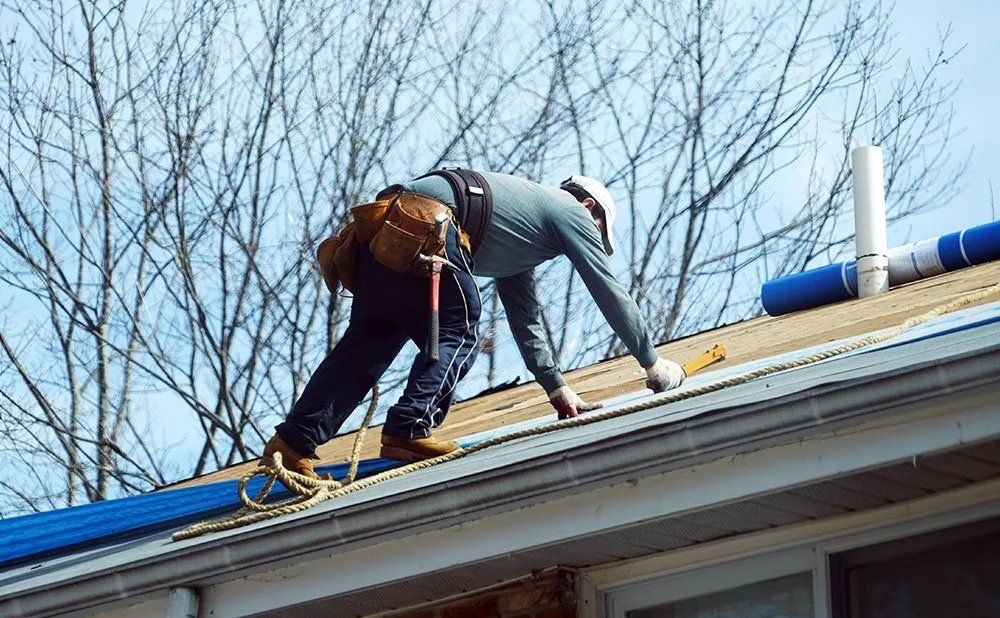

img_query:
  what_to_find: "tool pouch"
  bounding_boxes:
[366,193,451,275]
[351,199,391,243]
[317,192,465,294]
[316,222,360,293]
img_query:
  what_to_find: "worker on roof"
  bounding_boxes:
[263,170,686,477]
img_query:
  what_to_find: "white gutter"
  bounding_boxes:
[851,145,890,298]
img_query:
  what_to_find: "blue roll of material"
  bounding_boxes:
[761,262,857,316]
[761,220,999,316]
[959,219,1000,264]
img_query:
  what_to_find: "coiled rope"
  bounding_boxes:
[173,281,1000,541]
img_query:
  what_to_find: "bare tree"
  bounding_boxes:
[0,0,963,515]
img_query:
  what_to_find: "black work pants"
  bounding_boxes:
[276,227,481,455]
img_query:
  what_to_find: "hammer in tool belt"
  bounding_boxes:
[418,214,458,362]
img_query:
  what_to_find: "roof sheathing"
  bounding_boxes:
[181,260,1000,487]
[4,282,999,573]
[1,263,997,574]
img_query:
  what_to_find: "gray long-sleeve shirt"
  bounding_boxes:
[401,171,658,392]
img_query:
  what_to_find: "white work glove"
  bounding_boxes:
[645,357,685,393]
[548,385,603,420]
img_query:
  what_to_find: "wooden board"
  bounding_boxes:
[175,261,1000,488]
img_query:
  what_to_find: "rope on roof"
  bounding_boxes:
[172,281,1000,541]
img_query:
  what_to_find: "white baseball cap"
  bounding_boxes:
[561,174,618,255]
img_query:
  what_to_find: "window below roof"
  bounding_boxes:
[627,571,813,618]
[829,517,1000,618]
[599,513,1000,618]
[604,547,815,618]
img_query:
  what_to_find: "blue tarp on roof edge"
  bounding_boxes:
[0,457,403,568]
[1,300,998,571]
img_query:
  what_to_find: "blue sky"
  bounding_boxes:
[889,0,999,242]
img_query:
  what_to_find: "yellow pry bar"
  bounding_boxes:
[681,344,727,376]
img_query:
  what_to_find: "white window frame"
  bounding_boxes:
[582,478,1000,618]
[604,547,815,618]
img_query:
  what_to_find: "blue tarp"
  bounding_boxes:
[0,457,402,568]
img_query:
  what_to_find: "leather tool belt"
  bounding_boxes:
[316,192,467,293]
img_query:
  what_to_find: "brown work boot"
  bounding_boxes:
[261,434,320,479]
[380,433,460,462]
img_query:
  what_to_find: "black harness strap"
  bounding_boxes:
[415,168,493,255]
[463,169,493,253]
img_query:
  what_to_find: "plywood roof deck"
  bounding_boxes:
[178,261,1000,487]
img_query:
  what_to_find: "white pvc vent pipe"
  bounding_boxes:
[851,146,890,298]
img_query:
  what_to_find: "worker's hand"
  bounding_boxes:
[645,357,685,393]
[548,385,603,419]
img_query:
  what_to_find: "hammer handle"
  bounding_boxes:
[426,267,442,362]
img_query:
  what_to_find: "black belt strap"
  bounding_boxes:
[415,168,493,255]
